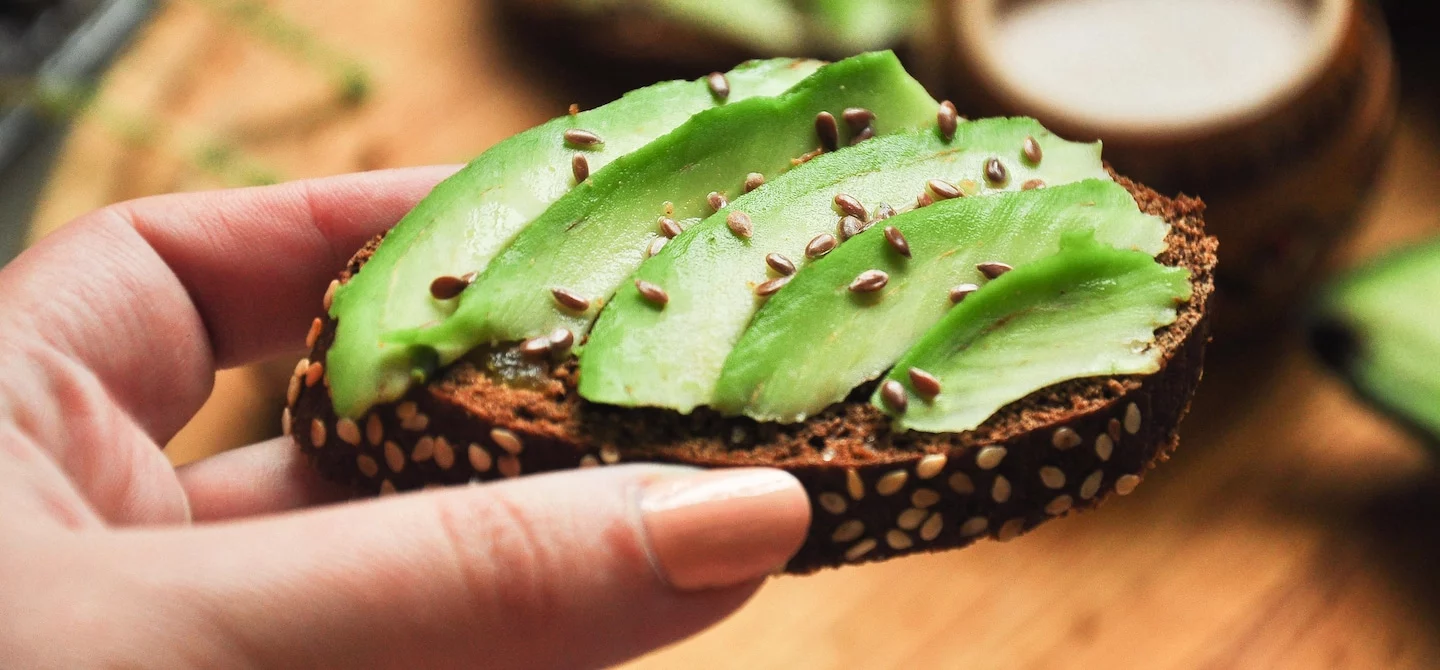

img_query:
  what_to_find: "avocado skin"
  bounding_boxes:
[325,58,822,418]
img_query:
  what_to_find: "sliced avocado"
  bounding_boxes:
[877,232,1191,433]
[713,179,1170,422]
[398,51,938,370]
[581,118,1111,413]
[806,0,924,54]
[326,58,822,418]
[1310,239,1440,441]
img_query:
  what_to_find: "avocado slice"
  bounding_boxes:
[580,118,1111,413]
[713,179,1170,422]
[326,58,822,418]
[396,51,938,372]
[1310,239,1440,441]
[806,0,924,54]
[876,232,1190,432]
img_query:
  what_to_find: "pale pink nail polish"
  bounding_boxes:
[639,468,811,591]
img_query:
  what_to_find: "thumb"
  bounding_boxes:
[124,464,810,669]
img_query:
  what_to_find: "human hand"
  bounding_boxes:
[0,167,811,669]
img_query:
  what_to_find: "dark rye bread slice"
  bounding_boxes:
[285,172,1217,573]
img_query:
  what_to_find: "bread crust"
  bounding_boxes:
[288,173,1216,573]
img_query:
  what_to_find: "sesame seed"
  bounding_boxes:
[366,414,383,446]
[281,407,292,436]
[1124,403,1142,434]
[842,107,875,131]
[357,454,379,478]
[491,428,524,455]
[548,328,575,353]
[815,111,839,151]
[997,518,1025,542]
[1052,427,1082,450]
[396,401,417,421]
[400,412,430,432]
[911,488,941,508]
[877,469,909,496]
[563,128,602,148]
[468,444,493,472]
[305,361,324,387]
[984,158,1008,185]
[410,437,434,462]
[323,279,338,312]
[294,358,308,378]
[886,530,914,550]
[310,419,327,447]
[1046,495,1074,516]
[1115,474,1141,495]
[850,126,875,145]
[834,193,867,219]
[845,538,878,561]
[568,103,579,116]
[960,516,988,536]
[600,446,621,464]
[915,192,935,208]
[755,276,792,297]
[434,437,456,470]
[927,178,962,200]
[846,468,865,500]
[305,317,323,348]
[908,367,941,397]
[949,283,980,304]
[1108,418,1123,442]
[976,446,1007,470]
[849,269,889,293]
[519,336,552,358]
[336,418,361,446]
[1022,136,1043,164]
[498,455,522,477]
[793,148,824,166]
[571,154,589,183]
[1081,470,1104,500]
[873,203,897,221]
[1021,179,1046,191]
[839,215,869,240]
[547,286,591,314]
[646,237,668,258]
[635,279,669,307]
[949,471,975,494]
[937,101,959,140]
[657,217,683,238]
[977,261,1013,279]
[883,226,911,258]
[806,233,838,259]
[898,508,927,530]
[765,253,797,276]
[286,374,301,406]
[992,475,1012,503]
[1095,434,1114,461]
[743,172,766,193]
[1039,466,1067,489]
[920,512,944,541]
[832,519,865,543]
[818,492,848,515]
[379,479,397,496]
[707,191,727,211]
[879,380,908,413]
[384,441,406,473]
[917,453,947,479]
[706,71,730,101]
[579,454,600,468]
[726,211,754,238]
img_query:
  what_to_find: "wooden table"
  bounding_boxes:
[28,1,1440,666]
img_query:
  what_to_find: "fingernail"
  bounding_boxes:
[639,468,811,591]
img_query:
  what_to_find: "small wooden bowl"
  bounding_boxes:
[936,0,1397,341]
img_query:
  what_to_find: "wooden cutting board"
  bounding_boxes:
[27,1,1440,666]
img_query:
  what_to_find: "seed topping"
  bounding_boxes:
[950,283,979,304]
[850,126,875,144]
[310,418,326,447]
[635,279,669,307]
[765,253,797,276]
[1051,427,1082,450]
[646,237,667,258]
[849,269,889,293]
[563,128,602,148]
[912,488,941,508]
[834,193,867,219]
[1022,135,1043,164]
[845,538,877,561]
[898,508,927,530]
[433,437,455,470]
[960,516,988,536]
[384,441,406,473]
[571,154,589,183]
[1021,178,1045,191]
[548,328,574,352]
[1046,495,1074,516]
[841,107,875,131]
[874,203,897,221]
[992,475,1012,503]
[323,279,338,312]
[949,471,975,494]
[706,71,730,101]
[498,456,522,477]
[846,468,865,500]
[886,530,914,550]
[657,216,682,238]
[519,336,552,358]
[832,519,865,543]
[876,469,909,496]
[551,287,590,311]
[927,178,962,200]
[937,100,959,140]
[743,172,766,193]
[1080,470,1104,500]
[726,211,754,238]
[907,367,941,397]
[879,380,908,413]
[916,192,934,209]
[1039,466,1067,489]
[468,444,493,472]
[883,226,911,258]
[919,512,944,541]
[491,427,523,455]
[429,274,472,300]
[806,233,838,259]
[707,191,728,211]
[366,414,383,446]
[357,454,379,478]
[815,111,839,151]
[336,418,361,446]
[567,103,579,116]
[1095,434,1114,461]
[411,437,434,462]
[818,492,848,515]
[305,317,323,348]
[755,275,792,297]
[839,215,869,240]
[916,453,947,479]
[976,446,1007,470]
[1115,473,1141,495]
[977,261,1013,279]
[1124,403,1142,434]
[984,157,1008,185]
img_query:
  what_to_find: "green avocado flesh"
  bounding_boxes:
[809,0,924,54]
[395,51,938,381]
[580,119,1111,413]
[326,58,822,418]
[877,233,1190,433]
[712,180,1171,422]
[1311,240,1440,440]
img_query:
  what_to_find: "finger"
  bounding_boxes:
[123,465,810,669]
[177,437,350,521]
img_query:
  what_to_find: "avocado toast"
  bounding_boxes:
[285,52,1217,573]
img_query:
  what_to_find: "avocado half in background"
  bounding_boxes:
[286,52,1217,572]
[1310,240,1440,444]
